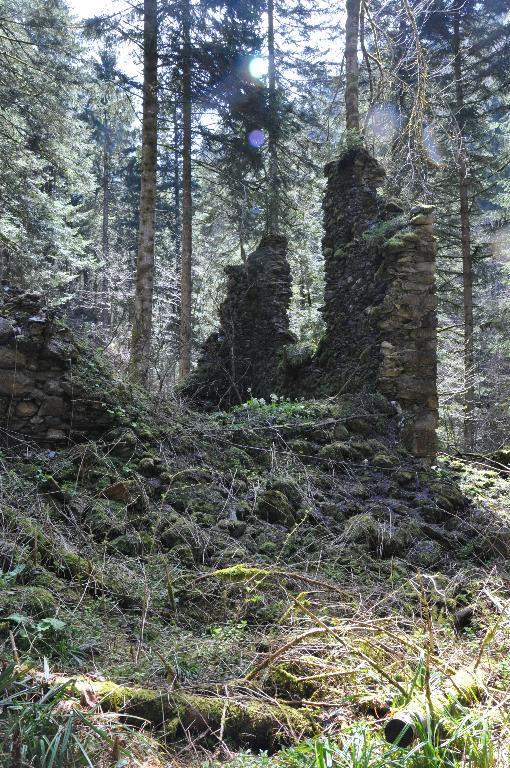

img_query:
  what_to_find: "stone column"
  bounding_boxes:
[319,147,438,460]
[378,205,438,459]
[182,236,294,408]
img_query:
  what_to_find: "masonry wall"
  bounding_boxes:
[0,287,113,443]
[319,147,438,459]
[182,235,294,408]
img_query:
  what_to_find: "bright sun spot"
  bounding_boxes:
[249,57,268,79]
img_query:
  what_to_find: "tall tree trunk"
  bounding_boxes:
[345,0,361,131]
[130,0,158,385]
[173,100,181,271]
[453,9,475,450]
[101,113,111,326]
[267,0,279,233]
[178,0,192,381]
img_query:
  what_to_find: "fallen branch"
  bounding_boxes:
[384,668,485,747]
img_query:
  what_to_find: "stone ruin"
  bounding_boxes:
[182,235,294,408]
[0,286,113,444]
[318,147,438,459]
[0,147,438,459]
[185,146,438,460]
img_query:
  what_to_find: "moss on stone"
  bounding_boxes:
[384,236,406,252]
[319,442,360,461]
[254,490,294,525]
[373,453,394,469]
[400,230,421,243]
[0,585,56,617]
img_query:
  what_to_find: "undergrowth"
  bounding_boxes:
[0,395,509,765]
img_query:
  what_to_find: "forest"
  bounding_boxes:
[0,0,510,766]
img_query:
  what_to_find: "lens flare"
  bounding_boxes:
[491,225,510,263]
[248,129,265,148]
[423,124,443,163]
[249,57,268,79]
[366,102,400,142]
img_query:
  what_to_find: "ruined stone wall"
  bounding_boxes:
[319,148,438,459]
[377,208,438,458]
[182,235,294,408]
[0,287,113,443]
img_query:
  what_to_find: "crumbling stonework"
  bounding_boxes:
[0,286,113,443]
[182,236,294,408]
[377,207,438,458]
[318,147,438,459]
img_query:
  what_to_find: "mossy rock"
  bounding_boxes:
[103,480,140,504]
[348,484,370,500]
[343,513,380,550]
[348,440,374,458]
[430,482,465,512]
[85,500,126,539]
[373,453,394,469]
[394,470,415,486]
[475,525,510,559]
[217,518,247,539]
[346,418,372,436]
[168,543,196,565]
[0,586,57,617]
[163,484,224,517]
[106,428,138,458]
[254,490,294,526]
[384,236,406,252]
[138,456,156,473]
[407,539,444,568]
[282,342,314,371]
[333,422,349,440]
[343,514,418,558]
[265,664,318,699]
[170,468,213,485]
[109,532,154,556]
[319,442,360,462]
[287,439,318,458]
[160,520,201,551]
[268,478,302,509]
[318,502,344,522]
[223,446,254,470]
[258,541,279,557]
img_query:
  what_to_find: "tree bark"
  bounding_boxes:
[345,0,361,131]
[101,110,111,326]
[267,0,279,233]
[178,0,193,381]
[130,0,158,385]
[384,668,484,747]
[173,100,181,271]
[453,9,475,450]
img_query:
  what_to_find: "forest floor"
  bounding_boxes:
[1,386,510,767]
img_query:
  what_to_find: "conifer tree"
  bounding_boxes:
[130,0,158,385]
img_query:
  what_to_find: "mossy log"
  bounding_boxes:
[61,677,315,750]
[384,668,485,747]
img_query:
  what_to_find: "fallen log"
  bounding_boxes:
[49,675,316,750]
[384,668,485,748]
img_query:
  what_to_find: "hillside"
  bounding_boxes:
[1,365,509,766]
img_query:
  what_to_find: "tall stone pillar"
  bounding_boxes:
[181,235,293,408]
[320,147,438,460]
[377,205,438,458]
